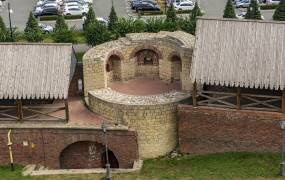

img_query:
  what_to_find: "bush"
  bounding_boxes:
[178,17,193,34]
[145,17,165,32]
[273,0,285,20]
[260,4,279,10]
[24,12,43,42]
[0,15,9,42]
[138,11,164,15]
[52,15,75,43]
[85,22,112,46]
[245,0,262,20]
[83,6,96,31]
[108,3,118,30]
[223,0,236,18]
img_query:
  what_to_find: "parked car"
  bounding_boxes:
[64,6,87,15]
[0,1,2,7]
[266,0,280,4]
[131,0,157,10]
[235,0,250,8]
[236,12,264,19]
[174,1,194,11]
[136,2,160,12]
[37,0,63,6]
[64,0,89,5]
[34,7,59,17]
[35,2,59,13]
[64,2,89,12]
[38,23,53,33]
[96,17,108,25]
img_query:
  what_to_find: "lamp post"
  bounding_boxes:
[280,121,285,176]
[0,0,13,40]
[101,122,111,180]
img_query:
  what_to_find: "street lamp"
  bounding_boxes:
[280,120,285,176]
[101,122,111,180]
[0,0,13,40]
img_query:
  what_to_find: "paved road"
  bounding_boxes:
[0,0,276,31]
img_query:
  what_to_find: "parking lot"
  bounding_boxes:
[0,0,276,30]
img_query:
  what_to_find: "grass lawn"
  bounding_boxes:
[0,152,283,180]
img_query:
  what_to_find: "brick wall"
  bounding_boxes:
[178,105,285,154]
[0,128,138,169]
[68,63,83,97]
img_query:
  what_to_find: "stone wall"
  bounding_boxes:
[88,89,191,159]
[178,105,284,154]
[0,126,138,169]
[83,31,195,97]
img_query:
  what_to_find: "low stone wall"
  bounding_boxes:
[0,125,138,169]
[88,89,191,159]
[178,105,284,154]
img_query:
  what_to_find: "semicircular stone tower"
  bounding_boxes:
[83,31,195,159]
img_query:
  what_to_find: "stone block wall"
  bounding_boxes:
[88,90,191,158]
[0,127,138,169]
[178,105,284,154]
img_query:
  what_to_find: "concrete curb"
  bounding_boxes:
[23,160,143,176]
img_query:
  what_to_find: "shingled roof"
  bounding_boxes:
[191,18,285,90]
[0,43,76,99]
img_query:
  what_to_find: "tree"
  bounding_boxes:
[24,12,43,42]
[53,15,75,43]
[0,15,8,42]
[245,0,262,20]
[85,21,112,46]
[223,0,236,18]
[83,6,96,31]
[166,3,177,22]
[273,0,285,21]
[190,2,203,35]
[108,1,118,30]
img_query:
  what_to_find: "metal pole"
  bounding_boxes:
[7,2,13,41]
[102,122,111,180]
[280,121,285,176]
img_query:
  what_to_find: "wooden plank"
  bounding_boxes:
[17,100,23,121]
[65,99,69,122]
[237,87,241,110]
[282,89,285,113]
[192,82,197,106]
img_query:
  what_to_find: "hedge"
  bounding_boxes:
[39,15,83,21]
[260,4,279,10]
[139,11,164,16]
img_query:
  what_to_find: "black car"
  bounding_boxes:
[131,0,157,10]
[136,2,160,12]
[34,7,59,17]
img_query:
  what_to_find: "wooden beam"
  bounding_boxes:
[282,89,285,113]
[193,81,197,106]
[65,99,69,122]
[16,100,23,121]
[237,87,241,110]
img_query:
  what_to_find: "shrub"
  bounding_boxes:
[273,0,285,20]
[85,22,112,46]
[0,15,9,42]
[223,0,236,18]
[83,6,96,31]
[145,17,165,32]
[24,12,43,42]
[245,0,262,20]
[52,15,75,43]
[166,3,177,22]
[108,2,118,30]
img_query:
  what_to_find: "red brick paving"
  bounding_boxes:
[109,78,181,96]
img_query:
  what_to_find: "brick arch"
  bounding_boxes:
[167,51,182,61]
[106,50,124,62]
[129,45,163,60]
[57,138,122,169]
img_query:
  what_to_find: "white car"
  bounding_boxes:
[236,12,265,19]
[39,23,53,33]
[64,6,87,15]
[83,0,93,4]
[235,0,250,8]
[174,1,194,11]
[37,0,63,6]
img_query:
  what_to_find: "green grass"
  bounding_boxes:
[0,152,283,180]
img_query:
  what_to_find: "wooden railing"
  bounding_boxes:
[192,83,284,112]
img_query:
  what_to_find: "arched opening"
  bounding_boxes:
[101,150,119,168]
[60,141,119,169]
[106,54,121,82]
[170,55,182,82]
[135,49,159,78]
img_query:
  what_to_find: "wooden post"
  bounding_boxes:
[65,99,69,122]
[193,81,197,106]
[237,87,241,110]
[16,100,23,121]
[282,89,285,113]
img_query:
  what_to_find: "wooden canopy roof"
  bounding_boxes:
[191,18,285,90]
[0,43,76,99]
